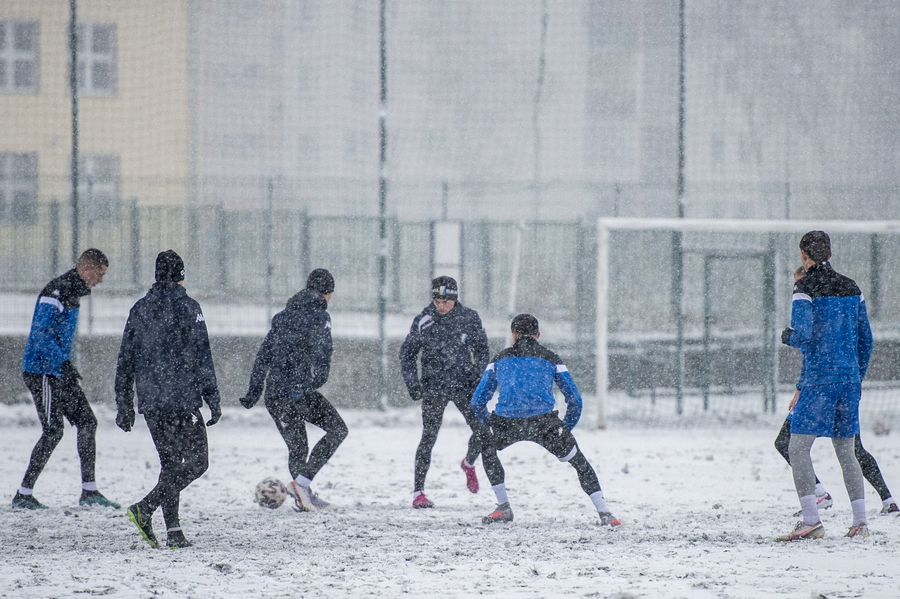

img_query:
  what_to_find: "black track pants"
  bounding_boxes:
[266,391,348,482]
[21,371,97,489]
[414,391,486,492]
[138,410,209,530]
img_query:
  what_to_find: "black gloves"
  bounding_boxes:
[206,403,222,426]
[781,327,794,345]
[116,406,135,432]
[239,396,257,409]
[408,385,424,402]
[61,360,81,380]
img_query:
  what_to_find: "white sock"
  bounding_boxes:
[814,483,826,497]
[167,527,182,533]
[294,475,312,488]
[462,459,475,469]
[18,486,33,496]
[799,494,819,525]
[589,490,609,513]
[492,483,508,505]
[851,498,867,526]
[82,482,98,492]
[883,497,895,508]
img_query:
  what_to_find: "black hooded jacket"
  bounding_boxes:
[246,289,333,402]
[115,282,220,414]
[399,302,490,397]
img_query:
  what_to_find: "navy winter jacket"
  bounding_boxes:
[399,302,490,397]
[115,282,220,414]
[246,289,333,402]
[22,269,91,377]
[787,261,873,385]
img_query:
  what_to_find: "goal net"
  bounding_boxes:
[595,218,900,429]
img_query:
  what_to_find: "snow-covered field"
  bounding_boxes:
[2,403,900,599]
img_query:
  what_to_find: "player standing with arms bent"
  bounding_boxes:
[399,276,490,508]
[472,314,620,526]
[116,250,221,548]
[240,268,348,512]
[778,231,873,541]
[13,248,119,510]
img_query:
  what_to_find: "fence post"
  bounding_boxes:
[130,198,140,291]
[49,199,60,276]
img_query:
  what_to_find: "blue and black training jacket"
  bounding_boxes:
[471,336,583,430]
[786,261,872,385]
[22,269,91,377]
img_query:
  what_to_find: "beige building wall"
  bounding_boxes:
[0,0,190,207]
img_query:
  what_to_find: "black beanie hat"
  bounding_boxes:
[155,250,185,283]
[511,313,539,336]
[306,268,335,295]
[431,276,458,300]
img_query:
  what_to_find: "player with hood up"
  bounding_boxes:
[240,268,348,512]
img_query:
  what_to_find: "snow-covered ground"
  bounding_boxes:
[1,403,899,599]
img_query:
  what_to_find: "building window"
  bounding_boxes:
[78,155,119,221]
[76,23,116,96]
[0,152,38,224]
[0,21,39,94]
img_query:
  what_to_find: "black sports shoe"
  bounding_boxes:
[12,492,48,510]
[126,504,159,548]
[166,529,193,549]
[79,490,120,508]
[482,502,514,524]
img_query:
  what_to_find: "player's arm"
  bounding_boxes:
[245,328,276,403]
[857,297,873,380]
[554,365,583,430]
[786,292,813,347]
[185,303,221,410]
[398,318,424,398]
[114,311,138,431]
[470,364,497,423]
[309,314,333,389]
[470,314,491,373]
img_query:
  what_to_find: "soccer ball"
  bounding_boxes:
[255,477,288,509]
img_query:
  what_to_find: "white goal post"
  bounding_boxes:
[594,217,900,429]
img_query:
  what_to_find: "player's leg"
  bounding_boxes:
[834,436,867,536]
[15,373,65,509]
[296,391,348,481]
[265,397,309,481]
[160,411,208,547]
[413,393,447,498]
[451,394,485,493]
[853,435,895,511]
[126,412,177,547]
[479,415,513,523]
[776,432,827,541]
[777,416,829,514]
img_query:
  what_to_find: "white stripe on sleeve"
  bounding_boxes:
[792,293,812,303]
[39,296,64,312]
[555,364,568,373]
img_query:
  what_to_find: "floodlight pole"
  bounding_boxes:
[673,0,687,415]
[69,0,80,264]
[376,0,389,411]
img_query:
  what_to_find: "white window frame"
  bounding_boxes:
[75,22,116,96]
[78,154,119,222]
[0,152,38,224]
[0,20,39,94]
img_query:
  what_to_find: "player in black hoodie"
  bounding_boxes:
[399,276,490,508]
[240,268,347,512]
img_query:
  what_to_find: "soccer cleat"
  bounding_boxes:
[79,490,120,509]
[845,523,870,538]
[307,487,339,511]
[792,493,833,517]
[776,520,824,542]
[482,502,514,524]
[460,459,479,494]
[126,504,159,548]
[880,503,899,515]
[290,481,316,512]
[598,512,622,527]
[412,492,434,509]
[11,492,48,510]
[166,529,193,549]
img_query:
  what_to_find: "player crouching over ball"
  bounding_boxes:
[471,314,621,527]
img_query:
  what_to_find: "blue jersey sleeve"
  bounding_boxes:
[857,299,873,380]
[788,294,813,348]
[470,364,497,423]
[554,366,583,430]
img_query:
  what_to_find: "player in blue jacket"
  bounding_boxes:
[774,266,897,517]
[777,231,873,541]
[471,314,620,526]
[240,268,348,512]
[116,250,222,548]
[13,248,119,510]
[399,276,490,508]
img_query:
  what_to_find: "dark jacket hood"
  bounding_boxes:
[286,289,328,312]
